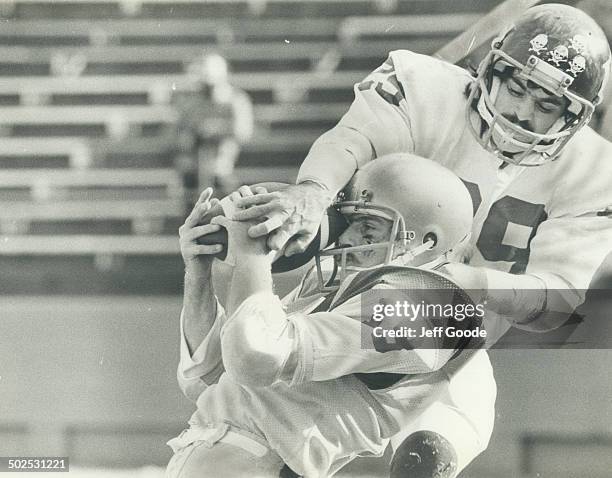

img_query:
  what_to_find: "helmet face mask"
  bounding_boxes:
[468,48,595,166]
[315,201,412,292]
[468,4,611,166]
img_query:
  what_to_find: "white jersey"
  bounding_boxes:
[177,266,496,476]
[301,50,612,305]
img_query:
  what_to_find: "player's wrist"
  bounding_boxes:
[234,251,274,270]
[296,181,336,216]
[297,179,330,193]
[483,270,547,325]
[184,260,213,279]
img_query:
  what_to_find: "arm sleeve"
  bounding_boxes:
[298,52,415,194]
[220,292,295,387]
[177,299,226,402]
[289,293,456,385]
[476,213,612,334]
[526,214,612,296]
[523,214,612,331]
[218,288,458,387]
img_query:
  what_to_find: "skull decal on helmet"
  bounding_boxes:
[549,45,569,66]
[569,34,587,55]
[567,55,586,76]
[529,33,549,55]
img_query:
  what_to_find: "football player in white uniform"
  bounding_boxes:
[234,4,612,338]
[167,154,496,478]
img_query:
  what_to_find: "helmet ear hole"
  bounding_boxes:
[423,232,438,248]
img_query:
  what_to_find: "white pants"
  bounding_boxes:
[389,349,497,473]
[166,424,287,478]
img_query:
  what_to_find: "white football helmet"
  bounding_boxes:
[315,153,474,291]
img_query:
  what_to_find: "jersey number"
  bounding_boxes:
[357,58,406,108]
[462,180,547,274]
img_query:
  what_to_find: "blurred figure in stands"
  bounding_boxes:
[173,53,253,213]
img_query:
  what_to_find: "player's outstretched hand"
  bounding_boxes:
[178,187,224,272]
[232,182,333,255]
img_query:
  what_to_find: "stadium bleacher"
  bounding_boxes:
[0,0,499,295]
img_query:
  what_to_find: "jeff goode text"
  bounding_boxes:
[372,325,487,339]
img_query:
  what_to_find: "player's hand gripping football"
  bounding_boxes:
[178,187,224,274]
[211,185,275,265]
[232,182,333,255]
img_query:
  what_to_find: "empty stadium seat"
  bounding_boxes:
[0,0,505,296]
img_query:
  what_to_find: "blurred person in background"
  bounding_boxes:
[173,53,253,213]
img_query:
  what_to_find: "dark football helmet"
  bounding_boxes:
[468,4,611,166]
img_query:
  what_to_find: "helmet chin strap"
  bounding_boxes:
[402,240,435,261]
[393,231,473,271]
[389,239,436,268]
